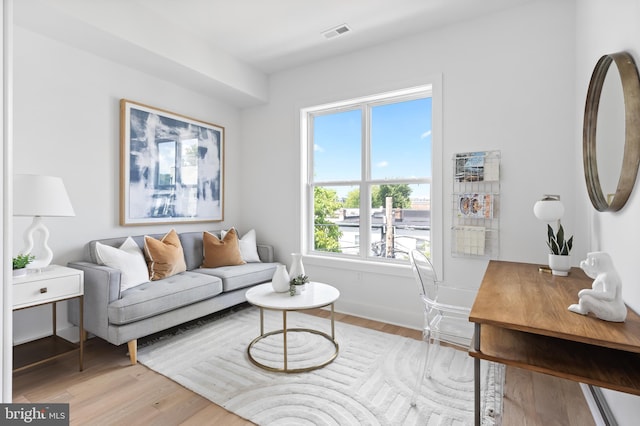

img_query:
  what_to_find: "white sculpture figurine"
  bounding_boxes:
[568,252,627,322]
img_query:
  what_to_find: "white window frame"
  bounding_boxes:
[300,80,443,274]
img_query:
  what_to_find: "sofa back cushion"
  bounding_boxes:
[178,231,207,271]
[144,229,187,280]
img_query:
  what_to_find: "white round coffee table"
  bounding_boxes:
[245,281,340,373]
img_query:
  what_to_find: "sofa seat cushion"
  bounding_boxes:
[196,262,278,292]
[108,271,223,325]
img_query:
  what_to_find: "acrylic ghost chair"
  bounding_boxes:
[409,249,477,407]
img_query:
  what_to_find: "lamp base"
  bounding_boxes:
[21,216,53,269]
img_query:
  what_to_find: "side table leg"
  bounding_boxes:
[283,310,288,371]
[474,323,481,426]
[259,307,264,336]
[52,302,57,336]
[79,295,84,371]
[331,303,335,339]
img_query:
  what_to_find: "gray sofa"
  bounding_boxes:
[68,230,278,364]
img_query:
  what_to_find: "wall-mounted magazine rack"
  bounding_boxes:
[452,151,500,258]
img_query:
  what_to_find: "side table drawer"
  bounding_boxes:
[13,274,82,309]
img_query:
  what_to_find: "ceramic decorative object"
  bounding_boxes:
[294,283,307,295]
[289,253,305,279]
[271,264,290,293]
[548,254,572,276]
[568,252,627,322]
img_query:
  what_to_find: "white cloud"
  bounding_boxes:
[314,144,324,152]
[421,130,432,139]
[376,161,388,168]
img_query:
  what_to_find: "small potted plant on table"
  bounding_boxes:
[289,274,310,296]
[12,253,35,277]
[546,224,573,276]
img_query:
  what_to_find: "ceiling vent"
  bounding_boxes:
[322,24,351,40]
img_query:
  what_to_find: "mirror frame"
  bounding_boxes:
[583,51,640,212]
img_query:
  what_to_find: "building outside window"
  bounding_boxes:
[302,84,439,264]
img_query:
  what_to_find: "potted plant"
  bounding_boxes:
[12,253,35,277]
[546,224,573,276]
[289,274,310,296]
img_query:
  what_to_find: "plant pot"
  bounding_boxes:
[548,254,572,276]
[293,283,307,295]
[12,268,27,277]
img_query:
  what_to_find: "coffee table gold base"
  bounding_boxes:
[247,328,339,373]
[247,305,339,373]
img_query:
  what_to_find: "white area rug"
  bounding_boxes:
[137,307,500,425]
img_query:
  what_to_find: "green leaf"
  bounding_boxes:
[556,225,565,247]
[547,224,554,244]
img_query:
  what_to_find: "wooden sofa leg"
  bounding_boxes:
[128,339,137,365]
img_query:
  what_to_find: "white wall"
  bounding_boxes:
[12,26,243,343]
[576,1,640,424]
[240,0,577,328]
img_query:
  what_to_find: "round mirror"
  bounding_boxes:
[583,51,640,212]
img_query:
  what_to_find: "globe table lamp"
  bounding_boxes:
[533,194,564,224]
[13,174,75,269]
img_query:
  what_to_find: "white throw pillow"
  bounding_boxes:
[221,228,261,263]
[95,237,149,292]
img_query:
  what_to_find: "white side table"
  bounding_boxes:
[13,265,84,372]
[245,281,340,373]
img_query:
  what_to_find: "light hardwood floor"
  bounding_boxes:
[13,308,596,425]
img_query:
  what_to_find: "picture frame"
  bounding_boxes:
[120,99,224,225]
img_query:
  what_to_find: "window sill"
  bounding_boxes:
[301,254,413,278]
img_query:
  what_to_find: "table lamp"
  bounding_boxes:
[533,194,564,224]
[13,174,75,269]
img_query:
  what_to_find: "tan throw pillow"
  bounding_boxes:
[144,229,187,281]
[202,229,246,268]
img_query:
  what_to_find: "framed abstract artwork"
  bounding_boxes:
[120,99,224,225]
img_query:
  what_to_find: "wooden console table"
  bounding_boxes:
[469,260,640,426]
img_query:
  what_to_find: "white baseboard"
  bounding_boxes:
[335,299,422,331]
[13,325,81,345]
[580,384,613,426]
[57,325,81,343]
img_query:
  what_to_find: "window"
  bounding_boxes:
[302,84,440,264]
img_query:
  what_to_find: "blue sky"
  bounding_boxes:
[313,97,432,198]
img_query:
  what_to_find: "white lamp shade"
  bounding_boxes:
[14,174,75,217]
[533,197,564,222]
